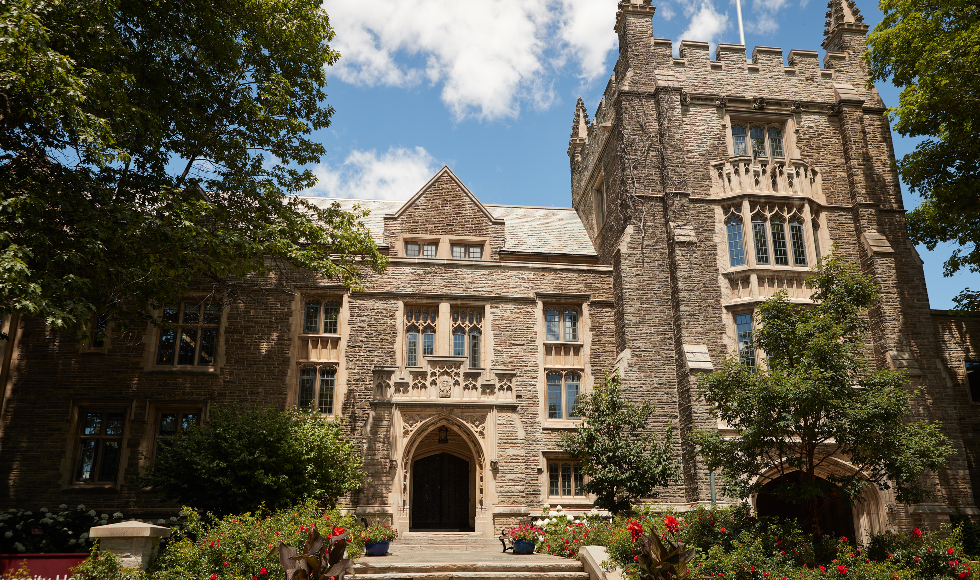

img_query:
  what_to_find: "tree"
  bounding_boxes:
[559,372,676,514]
[0,0,386,338]
[140,405,363,516]
[866,0,980,309]
[692,257,953,539]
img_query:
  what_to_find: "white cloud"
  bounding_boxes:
[556,0,619,82]
[308,147,439,200]
[745,0,792,35]
[324,0,554,120]
[678,2,730,46]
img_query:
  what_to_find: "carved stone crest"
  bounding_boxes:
[438,375,452,398]
[753,96,767,110]
[679,90,691,106]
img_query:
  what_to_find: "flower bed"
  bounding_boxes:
[532,505,614,559]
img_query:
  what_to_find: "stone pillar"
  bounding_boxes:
[89,521,172,569]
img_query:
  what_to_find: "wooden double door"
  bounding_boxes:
[411,452,472,531]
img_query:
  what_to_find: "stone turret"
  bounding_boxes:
[567,97,589,162]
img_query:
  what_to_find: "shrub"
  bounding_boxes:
[533,505,614,559]
[139,405,363,516]
[0,504,129,554]
[70,545,147,580]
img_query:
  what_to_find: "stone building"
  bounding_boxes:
[1,0,977,542]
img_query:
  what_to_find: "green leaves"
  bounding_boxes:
[692,256,953,536]
[0,0,386,336]
[559,372,677,515]
[866,0,980,304]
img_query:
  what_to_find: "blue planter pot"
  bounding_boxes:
[513,539,535,555]
[364,541,390,556]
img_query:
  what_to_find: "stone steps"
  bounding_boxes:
[353,560,590,580]
[389,532,503,552]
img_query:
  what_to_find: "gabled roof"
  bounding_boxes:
[300,196,595,257]
[389,166,503,224]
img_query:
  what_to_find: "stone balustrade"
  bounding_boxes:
[711,156,822,200]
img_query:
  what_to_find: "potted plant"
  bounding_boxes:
[358,522,397,557]
[503,524,544,555]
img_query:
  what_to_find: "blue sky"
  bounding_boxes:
[306,0,978,309]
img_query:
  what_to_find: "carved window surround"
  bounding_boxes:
[373,362,516,403]
[711,157,823,202]
[722,268,814,306]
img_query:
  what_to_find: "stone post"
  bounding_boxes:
[89,521,172,569]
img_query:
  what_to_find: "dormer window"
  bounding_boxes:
[451,244,483,260]
[406,242,420,257]
[422,243,437,258]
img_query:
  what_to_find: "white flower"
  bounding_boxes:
[79,533,88,540]
[541,518,550,526]
[3,531,12,539]
[589,508,600,516]
[554,505,564,513]
[113,512,123,519]
[542,503,551,509]
[14,542,25,552]
[573,519,581,524]
[86,510,96,517]
[69,539,76,545]
[39,507,48,513]
[534,519,544,526]
[59,504,68,510]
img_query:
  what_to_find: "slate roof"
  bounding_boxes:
[298,196,595,256]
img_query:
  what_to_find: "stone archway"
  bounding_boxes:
[405,418,483,532]
[755,472,856,540]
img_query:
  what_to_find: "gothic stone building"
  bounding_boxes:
[1,0,978,542]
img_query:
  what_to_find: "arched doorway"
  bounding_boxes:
[408,423,477,532]
[756,472,856,540]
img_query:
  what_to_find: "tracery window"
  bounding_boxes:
[730,123,786,160]
[156,301,220,367]
[725,210,746,267]
[547,371,581,419]
[452,307,484,368]
[299,366,336,414]
[303,299,340,335]
[747,207,809,268]
[406,306,437,367]
[735,313,755,368]
[74,410,125,483]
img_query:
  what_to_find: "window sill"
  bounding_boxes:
[63,484,119,493]
[146,367,218,375]
[299,333,341,338]
[543,341,583,346]
[543,420,583,429]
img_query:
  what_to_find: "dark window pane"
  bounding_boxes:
[198,329,217,366]
[768,127,784,158]
[178,329,198,365]
[752,219,770,264]
[726,216,746,266]
[573,464,584,495]
[771,220,789,265]
[468,246,482,260]
[545,309,560,341]
[202,303,221,325]
[299,367,316,409]
[406,242,420,257]
[790,222,808,267]
[547,373,562,419]
[422,243,437,258]
[469,331,481,368]
[812,222,822,259]
[319,368,336,414]
[82,413,102,436]
[422,330,434,357]
[159,413,178,436]
[549,463,560,496]
[92,314,108,348]
[561,464,572,496]
[162,304,179,324]
[303,302,321,334]
[564,310,578,341]
[98,440,120,481]
[323,302,340,334]
[76,439,97,481]
[181,302,200,325]
[751,126,765,159]
[566,374,580,418]
[453,329,465,357]
[452,245,466,259]
[967,361,980,403]
[156,329,176,365]
[104,413,124,435]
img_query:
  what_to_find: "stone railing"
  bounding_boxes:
[725,268,813,304]
[298,335,340,363]
[373,358,516,403]
[710,157,822,200]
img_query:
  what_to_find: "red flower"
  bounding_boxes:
[720,527,726,532]
[664,515,680,535]
[912,528,922,538]
[223,562,229,567]
[260,568,268,576]
[836,565,847,575]
[332,526,346,536]
[915,558,921,563]
[949,561,958,568]
[210,575,216,580]
[841,536,847,542]
[819,565,827,574]
[948,548,956,555]
[627,520,644,542]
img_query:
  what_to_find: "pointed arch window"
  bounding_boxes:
[750,127,766,160]
[726,214,746,267]
[452,306,484,369]
[752,214,770,265]
[789,219,808,267]
[768,127,785,158]
[733,125,748,156]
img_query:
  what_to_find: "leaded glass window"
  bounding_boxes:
[733,125,748,156]
[156,301,219,367]
[453,328,466,357]
[422,328,435,356]
[155,410,200,458]
[735,313,755,368]
[790,220,808,267]
[469,329,481,368]
[768,127,784,158]
[565,373,581,418]
[726,215,746,267]
[452,245,466,259]
[545,308,560,341]
[406,326,419,367]
[752,216,770,265]
[547,460,586,498]
[468,245,483,260]
[74,411,125,483]
[771,219,789,266]
[751,126,766,159]
[563,309,579,342]
[303,299,340,334]
[547,373,563,419]
[318,368,336,414]
[451,306,484,369]
[299,367,316,409]
[422,243,437,258]
[405,242,420,257]
[299,366,336,414]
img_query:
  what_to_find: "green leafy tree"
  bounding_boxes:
[0,0,386,338]
[866,0,980,309]
[559,372,676,515]
[140,405,363,516]
[692,257,953,539]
